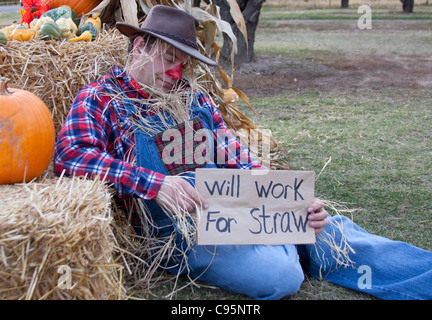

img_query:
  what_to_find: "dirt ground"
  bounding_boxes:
[231,21,432,97]
[234,52,432,97]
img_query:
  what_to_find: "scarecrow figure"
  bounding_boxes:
[54,5,432,300]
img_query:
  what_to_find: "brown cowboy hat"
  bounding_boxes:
[116,5,217,66]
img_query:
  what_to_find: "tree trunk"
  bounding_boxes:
[401,0,415,13]
[213,0,265,68]
[100,0,121,26]
[341,0,349,8]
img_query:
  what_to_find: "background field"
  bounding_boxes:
[228,3,431,300]
[1,1,431,300]
[145,3,432,300]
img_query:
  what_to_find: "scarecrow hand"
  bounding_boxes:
[307,199,328,234]
[156,176,209,215]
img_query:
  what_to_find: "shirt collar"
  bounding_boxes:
[104,65,149,99]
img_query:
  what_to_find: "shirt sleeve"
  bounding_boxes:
[196,93,265,170]
[53,84,165,201]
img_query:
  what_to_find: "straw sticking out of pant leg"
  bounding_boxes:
[311,199,359,279]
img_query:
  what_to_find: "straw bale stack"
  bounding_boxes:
[0,29,128,133]
[0,174,126,299]
[0,32,133,299]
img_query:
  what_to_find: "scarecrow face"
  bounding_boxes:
[130,36,188,93]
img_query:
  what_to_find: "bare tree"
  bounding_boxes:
[212,0,266,68]
[400,0,415,13]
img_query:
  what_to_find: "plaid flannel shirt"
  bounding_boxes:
[54,66,263,201]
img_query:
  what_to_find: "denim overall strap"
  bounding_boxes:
[123,94,217,240]
[122,97,216,174]
[122,100,168,177]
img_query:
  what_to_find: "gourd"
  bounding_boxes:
[69,30,92,42]
[83,13,101,33]
[10,25,35,41]
[30,17,54,34]
[0,24,18,40]
[39,21,63,41]
[0,77,55,184]
[56,17,78,38]
[77,22,97,40]
[41,6,80,27]
[0,30,7,45]
[43,0,101,17]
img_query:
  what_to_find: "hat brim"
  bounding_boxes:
[116,22,218,67]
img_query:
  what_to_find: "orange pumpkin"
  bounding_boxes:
[0,78,55,184]
[43,0,102,17]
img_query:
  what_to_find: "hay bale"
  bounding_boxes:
[0,175,126,299]
[0,29,128,133]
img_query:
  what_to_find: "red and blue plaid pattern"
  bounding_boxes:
[54,66,263,201]
[154,117,210,175]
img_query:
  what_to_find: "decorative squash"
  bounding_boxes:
[69,30,92,42]
[0,77,55,184]
[83,13,101,33]
[77,22,97,40]
[30,16,54,34]
[0,24,18,40]
[10,25,35,41]
[0,30,7,45]
[56,17,78,38]
[39,21,63,40]
[42,0,101,17]
[41,6,80,26]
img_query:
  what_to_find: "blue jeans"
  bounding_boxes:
[170,215,432,300]
[127,97,432,300]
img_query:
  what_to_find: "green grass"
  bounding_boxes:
[0,11,20,27]
[143,89,431,300]
[255,30,432,56]
[241,90,432,251]
[173,7,431,300]
[260,6,432,20]
[250,6,432,254]
[254,16,432,57]
[134,7,432,301]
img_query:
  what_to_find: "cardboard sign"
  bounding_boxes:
[195,169,316,245]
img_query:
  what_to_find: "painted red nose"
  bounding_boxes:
[165,64,183,80]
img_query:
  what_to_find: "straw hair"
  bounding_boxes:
[123,37,198,135]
